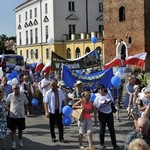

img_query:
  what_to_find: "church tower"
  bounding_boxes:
[103,0,150,71]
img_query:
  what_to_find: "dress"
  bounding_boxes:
[0,100,7,139]
[124,83,134,108]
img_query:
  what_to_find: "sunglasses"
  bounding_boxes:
[13,88,19,90]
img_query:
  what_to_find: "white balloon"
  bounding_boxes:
[7,80,13,86]
[47,37,54,45]
[12,78,19,85]
[15,65,20,71]
[115,71,121,78]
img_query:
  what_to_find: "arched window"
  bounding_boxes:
[119,6,125,22]
[76,48,80,58]
[67,48,71,59]
[96,46,103,67]
[85,47,91,54]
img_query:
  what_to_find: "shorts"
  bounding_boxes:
[78,119,93,134]
[9,117,26,131]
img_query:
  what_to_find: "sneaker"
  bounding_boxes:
[19,142,24,148]
[11,142,16,150]
[113,145,120,150]
[100,144,106,149]
[52,138,57,143]
[79,145,84,149]
[59,138,67,143]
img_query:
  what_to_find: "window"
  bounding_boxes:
[45,3,48,14]
[69,24,76,39]
[99,3,103,13]
[128,37,132,44]
[85,47,90,54]
[30,49,34,59]
[76,48,80,58]
[35,49,38,59]
[30,9,32,19]
[20,50,22,56]
[99,25,104,36]
[68,1,75,12]
[26,50,29,59]
[67,48,71,59]
[19,32,22,45]
[30,29,33,44]
[45,26,48,41]
[46,48,49,59]
[25,11,27,20]
[26,31,28,44]
[119,6,125,22]
[35,28,38,43]
[34,8,37,18]
[19,14,21,23]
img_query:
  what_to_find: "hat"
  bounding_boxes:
[57,80,65,86]
[144,87,150,93]
[75,80,83,85]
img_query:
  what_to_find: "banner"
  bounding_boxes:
[52,49,101,70]
[62,65,113,89]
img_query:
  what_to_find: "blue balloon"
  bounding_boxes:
[62,106,72,116]
[90,93,96,102]
[62,116,72,126]
[12,70,18,77]
[8,74,14,80]
[91,36,98,44]
[111,76,121,87]
[31,98,38,106]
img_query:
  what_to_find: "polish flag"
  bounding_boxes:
[124,53,147,68]
[35,58,44,72]
[41,61,53,74]
[103,56,122,70]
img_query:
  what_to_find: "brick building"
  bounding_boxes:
[103,0,150,71]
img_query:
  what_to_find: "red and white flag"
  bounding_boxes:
[35,58,44,72]
[41,61,53,74]
[124,52,147,68]
[103,56,122,70]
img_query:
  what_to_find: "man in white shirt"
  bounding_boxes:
[44,80,66,143]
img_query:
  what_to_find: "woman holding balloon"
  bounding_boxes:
[72,91,94,150]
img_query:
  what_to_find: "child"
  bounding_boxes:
[72,91,94,150]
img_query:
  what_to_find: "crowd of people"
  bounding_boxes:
[0,66,149,150]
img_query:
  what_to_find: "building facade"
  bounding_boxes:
[103,0,150,71]
[15,0,104,65]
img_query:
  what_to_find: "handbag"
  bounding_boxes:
[111,102,118,113]
[72,108,84,121]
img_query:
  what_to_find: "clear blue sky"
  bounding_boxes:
[0,0,26,37]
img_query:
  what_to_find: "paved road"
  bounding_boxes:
[5,106,133,150]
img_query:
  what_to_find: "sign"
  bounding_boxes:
[52,49,101,70]
[62,65,113,89]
